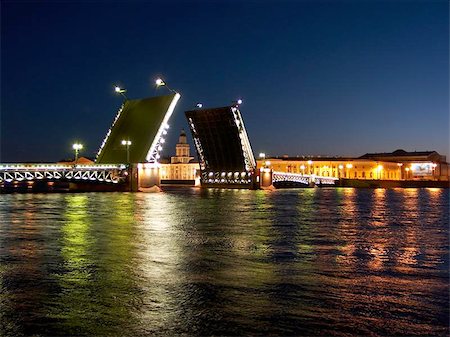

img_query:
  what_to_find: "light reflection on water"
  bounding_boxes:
[0,188,448,336]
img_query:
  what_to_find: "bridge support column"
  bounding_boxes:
[259,168,273,189]
[129,164,139,192]
[137,163,161,192]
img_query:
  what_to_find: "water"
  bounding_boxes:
[0,188,448,336]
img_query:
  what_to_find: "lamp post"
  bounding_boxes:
[156,78,176,93]
[121,140,132,163]
[338,164,344,178]
[397,163,403,179]
[300,164,306,176]
[431,163,437,179]
[232,98,243,107]
[346,163,353,179]
[72,143,83,165]
[377,165,383,180]
[307,160,313,175]
[114,85,128,100]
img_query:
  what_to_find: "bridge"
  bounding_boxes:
[186,104,257,188]
[0,164,127,183]
[1,88,338,192]
[0,163,129,192]
[271,171,338,187]
[1,93,180,192]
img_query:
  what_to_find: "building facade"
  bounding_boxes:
[257,150,449,181]
[159,130,199,183]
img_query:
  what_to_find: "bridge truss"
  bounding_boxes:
[0,164,128,184]
[272,171,338,186]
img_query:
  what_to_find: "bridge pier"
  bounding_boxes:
[259,168,274,189]
[136,163,161,192]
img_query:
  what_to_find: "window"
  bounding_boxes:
[354,172,357,178]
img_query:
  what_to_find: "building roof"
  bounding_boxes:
[358,149,446,163]
[359,149,437,159]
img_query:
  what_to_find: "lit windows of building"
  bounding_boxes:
[159,130,199,184]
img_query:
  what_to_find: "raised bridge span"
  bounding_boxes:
[1,91,338,191]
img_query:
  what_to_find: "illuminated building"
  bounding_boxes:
[359,150,449,181]
[257,150,449,181]
[258,158,401,180]
[159,130,199,183]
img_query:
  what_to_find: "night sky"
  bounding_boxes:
[1,0,448,163]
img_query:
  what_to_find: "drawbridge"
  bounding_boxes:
[186,105,257,188]
[96,93,180,164]
[1,93,181,192]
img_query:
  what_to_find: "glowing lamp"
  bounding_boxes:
[72,143,83,150]
[114,85,127,99]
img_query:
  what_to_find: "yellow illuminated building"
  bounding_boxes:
[258,158,401,180]
[257,150,449,181]
[159,130,199,182]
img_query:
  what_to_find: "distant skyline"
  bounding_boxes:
[1,0,448,162]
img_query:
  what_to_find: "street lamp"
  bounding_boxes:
[300,164,305,175]
[196,103,203,108]
[307,160,313,175]
[377,165,383,180]
[114,85,128,100]
[121,140,132,163]
[346,163,353,179]
[397,163,403,179]
[431,163,437,179]
[72,143,83,165]
[155,77,176,93]
[338,164,344,178]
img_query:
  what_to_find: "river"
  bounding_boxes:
[0,187,448,336]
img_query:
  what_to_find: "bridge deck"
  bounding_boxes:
[0,164,128,184]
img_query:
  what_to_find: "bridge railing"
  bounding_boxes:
[0,164,128,184]
[201,170,254,185]
[272,171,338,186]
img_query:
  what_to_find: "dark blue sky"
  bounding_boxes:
[1,0,448,162]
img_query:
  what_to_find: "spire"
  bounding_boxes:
[178,129,187,144]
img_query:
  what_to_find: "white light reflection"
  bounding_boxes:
[135,193,183,329]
